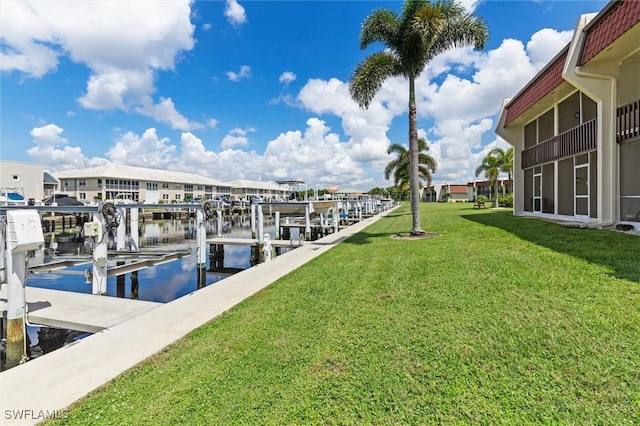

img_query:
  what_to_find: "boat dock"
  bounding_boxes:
[0,286,161,333]
[0,205,397,425]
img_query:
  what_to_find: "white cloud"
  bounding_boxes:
[1,1,198,129]
[107,128,177,168]
[26,124,106,170]
[297,77,398,163]
[134,97,203,132]
[225,0,247,27]
[221,127,255,149]
[279,71,296,85]
[227,65,251,82]
[263,118,363,185]
[526,28,573,68]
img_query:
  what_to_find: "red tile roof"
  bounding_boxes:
[504,48,568,126]
[448,185,467,194]
[503,0,640,128]
[579,0,640,65]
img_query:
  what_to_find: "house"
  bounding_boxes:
[0,160,58,202]
[496,0,640,226]
[422,179,512,202]
[227,179,289,201]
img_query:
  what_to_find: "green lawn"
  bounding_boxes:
[49,203,640,425]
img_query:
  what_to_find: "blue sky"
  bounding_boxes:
[1,0,608,191]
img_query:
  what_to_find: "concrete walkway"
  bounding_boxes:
[1,209,393,425]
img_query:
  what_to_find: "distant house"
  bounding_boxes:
[422,179,511,202]
[496,0,640,226]
[0,160,57,202]
[227,179,288,201]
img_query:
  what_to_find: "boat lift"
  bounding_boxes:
[0,200,226,369]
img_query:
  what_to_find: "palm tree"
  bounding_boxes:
[475,152,501,208]
[487,146,514,194]
[385,138,438,198]
[349,0,487,235]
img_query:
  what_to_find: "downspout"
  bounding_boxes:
[573,66,617,229]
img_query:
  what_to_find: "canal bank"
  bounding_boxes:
[0,206,396,425]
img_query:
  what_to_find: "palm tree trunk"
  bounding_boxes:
[408,76,422,235]
[494,181,499,208]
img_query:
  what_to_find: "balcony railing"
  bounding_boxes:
[522,118,597,169]
[617,99,640,143]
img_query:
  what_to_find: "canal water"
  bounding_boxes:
[19,216,298,364]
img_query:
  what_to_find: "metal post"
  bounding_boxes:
[304,204,311,241]
[5,250,27,369]
[274,211,280,240]
[130,207,139,251]
[196,208,207,289]
[4,210,44,369]
[263,233,272,263]
[216,210,223,238]
[251,204,256,239]
[92,215,108,295]
[257,205,264,245]
[116,205,127,251]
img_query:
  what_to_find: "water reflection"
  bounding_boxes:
[20,216,292,365]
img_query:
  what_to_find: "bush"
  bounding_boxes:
[498,193,513,208]
[476,195,489,203]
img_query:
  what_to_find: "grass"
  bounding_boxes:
[48,203,640,425]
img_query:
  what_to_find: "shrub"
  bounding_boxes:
[498,193,513,207]
[476,195,489,203]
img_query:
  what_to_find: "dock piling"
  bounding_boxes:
[196,208,207,289]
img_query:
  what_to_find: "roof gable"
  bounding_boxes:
[579,0,640,65]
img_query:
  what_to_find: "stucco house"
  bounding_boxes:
[0,160,58,203]
[496,0,639,227]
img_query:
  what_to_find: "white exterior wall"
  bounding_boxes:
[0,161,45,201]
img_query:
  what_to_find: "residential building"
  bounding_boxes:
[227,179,288,201]
[0,160,58,202]
[54,163,229,204]
[496,0,639,226]
[422,179,511,202]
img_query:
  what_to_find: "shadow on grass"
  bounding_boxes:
[342,231,395,245]
[462,210,640,283]
[383,209,411,218]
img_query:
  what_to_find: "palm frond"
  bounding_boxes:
[349,52,401,108]
[360,9,401,50]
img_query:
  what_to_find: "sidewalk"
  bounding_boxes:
[1,209,393,425]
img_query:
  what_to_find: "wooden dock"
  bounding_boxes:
[0,286,161,333]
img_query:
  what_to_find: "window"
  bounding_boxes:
[185,184,193,192]
[12,175,19,181]
[162,182,169,189]
[98,179,103,188]
[147,182,158,191]
[162,194,169,200]
[78,179,86,186]
[175,194,181,200]
[175,184,182,189]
